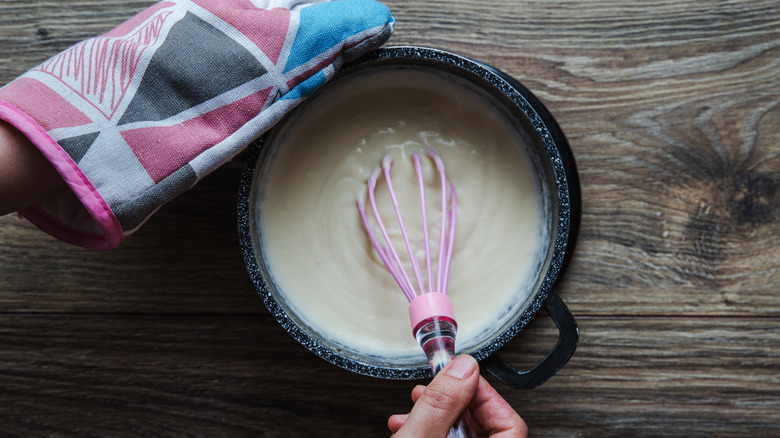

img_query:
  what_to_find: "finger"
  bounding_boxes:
[389,385,428,433]
[393,355,480,438]
[410,385,426,403]
[469,376,528,437]
[387,413,408,433]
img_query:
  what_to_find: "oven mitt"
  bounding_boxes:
[0,0,394,249]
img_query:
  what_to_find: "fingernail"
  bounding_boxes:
[445,355,477,379]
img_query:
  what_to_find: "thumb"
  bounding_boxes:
[394,355,480,438]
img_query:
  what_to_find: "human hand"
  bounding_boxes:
[0,121,67,216]
[0,0,393,249]
[388,355,527,438]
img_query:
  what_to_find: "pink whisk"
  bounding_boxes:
[357,149,476,438]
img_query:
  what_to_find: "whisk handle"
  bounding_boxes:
[431,353,478,438]
[449,412,477,438]
[416,318,477,438]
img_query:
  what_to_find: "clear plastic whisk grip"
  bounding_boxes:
[415,318,477,438]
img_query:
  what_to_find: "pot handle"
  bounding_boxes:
[482,293,578,390]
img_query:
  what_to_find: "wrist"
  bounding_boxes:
[0,119,67,215]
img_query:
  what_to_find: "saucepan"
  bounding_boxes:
[237,46,580,389]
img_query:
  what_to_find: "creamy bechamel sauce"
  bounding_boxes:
[254,67,547,363]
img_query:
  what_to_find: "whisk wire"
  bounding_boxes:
[357,203,411,299]
[431,150,448,294]
[360,168,417,301]
[381,155,427,299]
[358,150,456,301]
[413,153,434,295]
[443,183,457,294]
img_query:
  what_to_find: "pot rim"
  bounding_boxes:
[237,46,579,380]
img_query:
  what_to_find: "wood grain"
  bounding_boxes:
[1,0,778,436]
[0,160,259,314]
[387,0,780,316]
[0,316,776,437]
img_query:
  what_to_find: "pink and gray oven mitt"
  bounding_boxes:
[0,0,394,249]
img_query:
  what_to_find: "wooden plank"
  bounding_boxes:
[0,3,778,436]
[498,315,780,437]
[0,315,776,437]
[0,1,150,77]
[0,160,261,314]
[1,0,778,315]
[385,0,780,316]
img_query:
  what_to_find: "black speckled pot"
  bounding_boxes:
[238,47,581,389]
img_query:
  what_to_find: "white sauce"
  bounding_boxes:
[255,68,547,363]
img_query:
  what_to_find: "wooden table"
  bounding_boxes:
[1,1,778,436]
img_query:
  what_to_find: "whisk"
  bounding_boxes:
[357,149,476,438]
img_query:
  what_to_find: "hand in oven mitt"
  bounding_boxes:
[0,0,394,249]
